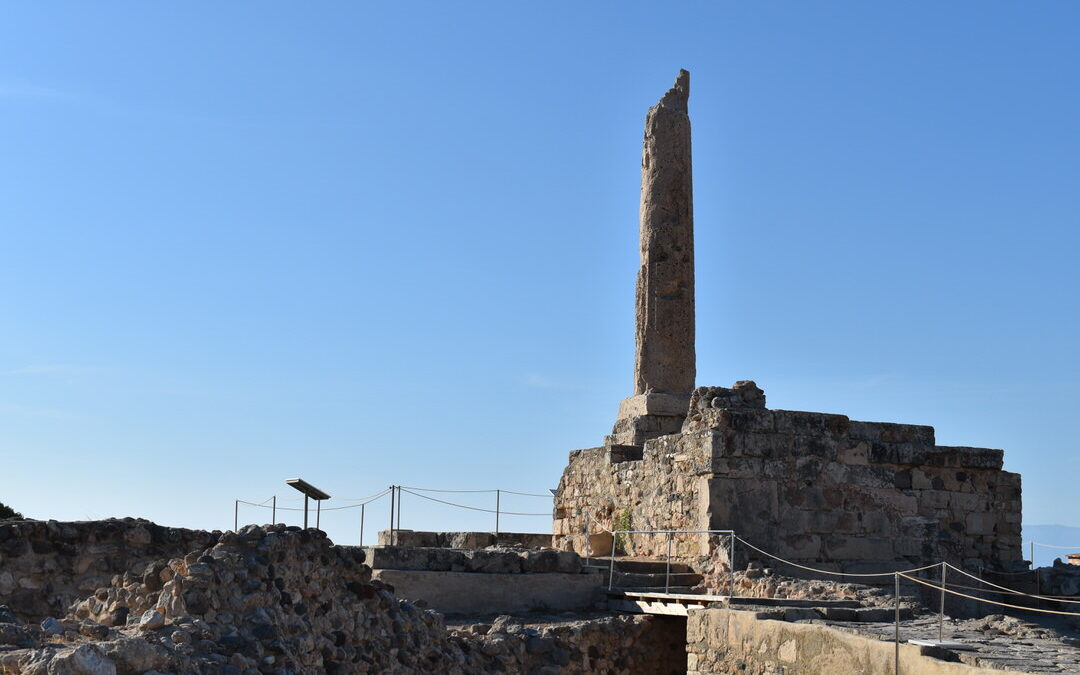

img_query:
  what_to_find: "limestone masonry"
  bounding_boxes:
[554,70,1024,577]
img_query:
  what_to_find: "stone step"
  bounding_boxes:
[727,597,862,609]
[585,558,695,574]
[611,571,703,588]
[614,586,701,595]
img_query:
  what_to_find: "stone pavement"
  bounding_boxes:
[828,613,1080,672]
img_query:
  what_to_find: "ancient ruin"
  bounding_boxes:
[553,70,1025,579]
[1,70,1077,675]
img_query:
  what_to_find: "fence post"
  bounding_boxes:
[938,562,946,641]
[665,531,672,594]
[495,489,501,540]
[729,532,736,598]
[894,573,901,675]
[234,500,238,532]
[608,535,616,591]
[360,503,365,547]
[272,496,276,525]
[389,485,395,546]
[396,488,402,534]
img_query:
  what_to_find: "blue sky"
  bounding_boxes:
[2,2,1078,549]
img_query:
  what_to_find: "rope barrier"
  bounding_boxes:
[1028,541,1080,551]
[944,563,1080,605]
[237,488,392,513]
[340,488,399,502]
[736,536,942,578]
[936,578,1080,602]
[399,486,498,494]
[498,489,554,498]
[398,488,550,516]
[899,572,1080,617]
[398,486,553,498]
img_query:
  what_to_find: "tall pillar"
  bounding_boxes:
[608,69,696,447]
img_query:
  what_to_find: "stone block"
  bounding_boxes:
[617,393,691,418]
[778,534,821,559]
[608,445,644,463]
[466,550,523,574]
[520,550,582,574]
[822,536,895,561]
[933,446,1004,470]
[773,410,848,437]
[965,512,996,536]
[837,442,869,465]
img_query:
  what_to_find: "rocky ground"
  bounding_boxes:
[0,525,685,674]
[0,525,489,673]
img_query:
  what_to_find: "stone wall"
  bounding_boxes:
[0,518,219,622]
[554,391,1024,576]
[685,607,1000,674]
[455,614,686,674]
[375,530,552,550]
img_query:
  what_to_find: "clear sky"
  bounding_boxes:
[2,2,1078,549]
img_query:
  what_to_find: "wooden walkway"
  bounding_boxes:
[607,590,862,617]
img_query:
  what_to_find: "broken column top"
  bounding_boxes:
[657,68,690,113]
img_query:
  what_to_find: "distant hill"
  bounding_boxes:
[1023,524,1080,568]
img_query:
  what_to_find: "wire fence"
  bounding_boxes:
[233,484,553,546]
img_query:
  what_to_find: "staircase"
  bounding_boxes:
[586,556,704,593]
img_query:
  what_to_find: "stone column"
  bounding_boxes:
[608,70,696,447]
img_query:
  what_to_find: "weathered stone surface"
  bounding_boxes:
[371,569,602,615]
[633,68,695,398]
[557,397,1024,577]
[0,518,219,623]
[685,608,1030,674]
[364,545,582,575]
[606,69,697,448]
[377,529,553,550]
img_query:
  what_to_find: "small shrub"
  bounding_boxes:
[0,502,22,520]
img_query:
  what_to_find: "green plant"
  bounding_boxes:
[613,508,633,555]
[0,502,22,520]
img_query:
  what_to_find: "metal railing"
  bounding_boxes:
[601,528,736,595]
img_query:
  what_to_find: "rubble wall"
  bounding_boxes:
[461,614,686,674]
[554,406,1023,574]
[0,521,687,674]
[0,518,219,622]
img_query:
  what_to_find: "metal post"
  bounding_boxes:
[234,500,238,531]
[303,495,309,529]
[938,562,946,642]
[316,499,321,531]
[608,535,616,591]
[495,489,501,540]
[729,532,736,599]
[388,486,395,545]
[396,488,401,533]
[894,573,901,675]
[360,503,365,546]
[665,531,672,594]
[272,496,277,525]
